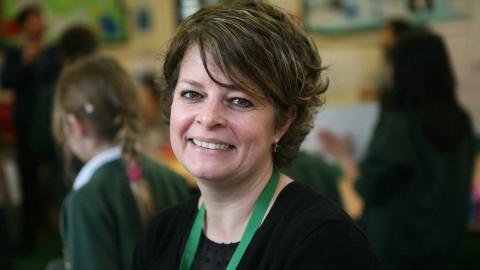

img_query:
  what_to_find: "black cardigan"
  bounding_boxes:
[133,181,379,269]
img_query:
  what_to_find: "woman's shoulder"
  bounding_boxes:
[274,181,350,222]
[248,182,378,268]
[281,217,379,269]
[271,181,369,243]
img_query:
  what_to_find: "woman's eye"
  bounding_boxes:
[230,97,253,108]
[181,90,202,101]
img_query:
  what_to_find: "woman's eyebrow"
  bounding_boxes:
[180,78,240,91]
[178,79,203,88]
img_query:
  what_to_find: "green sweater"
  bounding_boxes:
[60,155,190,270]
[475,134,480,153]
[356,112,474,270]
[283,151,341,206]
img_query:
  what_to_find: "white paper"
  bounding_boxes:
[301,102,380,161]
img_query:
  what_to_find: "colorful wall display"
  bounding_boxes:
[2,0,127,43]
[303,0,472,34]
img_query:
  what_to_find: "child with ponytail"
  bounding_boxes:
[52,54,190,270]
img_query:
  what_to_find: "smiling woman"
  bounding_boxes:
[133,1,379,269]
[170,45,281,183]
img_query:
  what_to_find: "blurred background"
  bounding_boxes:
[0,0,479,269]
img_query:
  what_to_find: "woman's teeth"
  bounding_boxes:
[192,139,232,150]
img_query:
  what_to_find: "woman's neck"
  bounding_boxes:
[198,167,292,244]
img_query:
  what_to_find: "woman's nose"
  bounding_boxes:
[195,100,226,129]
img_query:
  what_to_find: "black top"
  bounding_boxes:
[133,181,379,269]
[191,232,238,270]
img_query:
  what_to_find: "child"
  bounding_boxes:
[52,55,190,270]
[320,30,474,270]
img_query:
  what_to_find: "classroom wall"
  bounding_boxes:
[103,0,479,132]
[103,0,176,75]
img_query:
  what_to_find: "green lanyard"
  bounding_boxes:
[179,167,280,270]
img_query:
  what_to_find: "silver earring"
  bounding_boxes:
[273,143,280,153]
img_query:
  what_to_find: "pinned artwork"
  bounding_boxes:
[303,0,472,34]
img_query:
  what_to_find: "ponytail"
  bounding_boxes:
[117,114,156,229]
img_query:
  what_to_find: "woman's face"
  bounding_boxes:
[170,46,284,182]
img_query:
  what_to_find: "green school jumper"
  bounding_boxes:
[355,112,475,270]
[60,149,190,270]
[476,135,480,153]
[283,151,342,206]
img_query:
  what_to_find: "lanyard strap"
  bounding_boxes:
[179,167,280,270]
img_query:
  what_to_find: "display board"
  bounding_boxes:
[2,0,127,43]
[304,0,472,34]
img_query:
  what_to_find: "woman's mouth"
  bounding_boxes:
[190,138,234,150]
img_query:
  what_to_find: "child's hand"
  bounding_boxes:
[317,130,353,160]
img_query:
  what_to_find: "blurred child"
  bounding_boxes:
[1,5,61,250]
[321,30,475,270]
[52,55,190,269]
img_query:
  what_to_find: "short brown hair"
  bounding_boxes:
[161,0,328,167]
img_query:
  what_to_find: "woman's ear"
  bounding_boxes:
[274,105,297,141]
[66,114,89,138]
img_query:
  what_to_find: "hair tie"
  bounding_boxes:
[84,103,95,114]
[127,162,143,183]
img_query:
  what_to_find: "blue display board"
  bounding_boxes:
[303,0,472,34]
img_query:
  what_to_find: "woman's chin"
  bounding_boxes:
[188,168,225,182]
[181,154,234,179]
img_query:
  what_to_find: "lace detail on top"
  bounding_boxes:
[191,231,239,270]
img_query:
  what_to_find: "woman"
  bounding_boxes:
[52,55,190,269]
[133,1,378,269]
[321,31,475,269]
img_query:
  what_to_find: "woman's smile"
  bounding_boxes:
[170,45,281,182]
[189,138,235,151]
